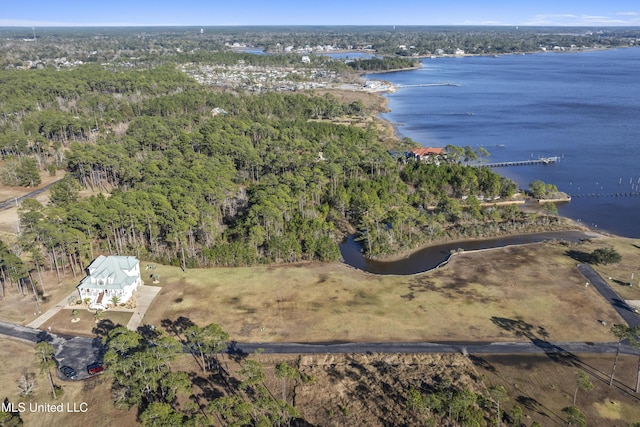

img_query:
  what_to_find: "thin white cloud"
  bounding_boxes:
[457,19,513,26]
[583,15,614,20]
[525,14,576,24]
[616,11,639,16]
[479,21,511,26]
[524,13,637,26]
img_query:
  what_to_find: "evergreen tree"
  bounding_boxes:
[15,158,41,187]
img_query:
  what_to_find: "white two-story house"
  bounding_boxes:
[77,255,142,310]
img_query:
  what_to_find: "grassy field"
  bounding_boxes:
[0,236,638,427]
[1,235,637,344]
[143,237,639,343]
[39,309,133,337]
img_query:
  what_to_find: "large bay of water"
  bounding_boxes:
[370,48,640,238]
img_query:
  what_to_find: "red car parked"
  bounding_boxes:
[87,363,104,375]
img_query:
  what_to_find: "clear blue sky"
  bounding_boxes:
[2,0,640,27]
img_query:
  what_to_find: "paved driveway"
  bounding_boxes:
[26,291,78,329]
[0,320,102,381]
[53,335,103,381]
[0,180,61,210]
[577,263,640,328]
[20,284,162,381]
[125,285,161,331]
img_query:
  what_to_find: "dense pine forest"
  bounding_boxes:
[0,49,570,285]
[347,57,420,71]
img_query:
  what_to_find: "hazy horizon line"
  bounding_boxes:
[2,23,640,28]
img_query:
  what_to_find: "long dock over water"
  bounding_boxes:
[483,156,560,168]
[396,83,460,88]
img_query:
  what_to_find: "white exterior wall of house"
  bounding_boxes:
[77,256,142,310]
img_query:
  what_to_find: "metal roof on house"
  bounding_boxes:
[411,147,444,156]
[78,256,140,291]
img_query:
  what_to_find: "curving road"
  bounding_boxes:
[0,179,61,211]
[577,263,640,328]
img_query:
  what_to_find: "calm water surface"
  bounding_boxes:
[319,52,377,60]
[340,231,591,275]
[371,48,640,238]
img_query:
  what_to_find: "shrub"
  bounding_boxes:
[589,247,621,265]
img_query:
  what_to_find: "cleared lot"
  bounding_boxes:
[143,238,637,343]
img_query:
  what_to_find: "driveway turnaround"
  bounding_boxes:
[53,335,104,381]
[0,320,100,381]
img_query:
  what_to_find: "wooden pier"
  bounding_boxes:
[483,156,560,168]
[396,83,461,88]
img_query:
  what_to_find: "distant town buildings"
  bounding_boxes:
[180,63,340,92]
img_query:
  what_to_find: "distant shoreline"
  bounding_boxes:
[285,45,636,60]
[338,54,623,259]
